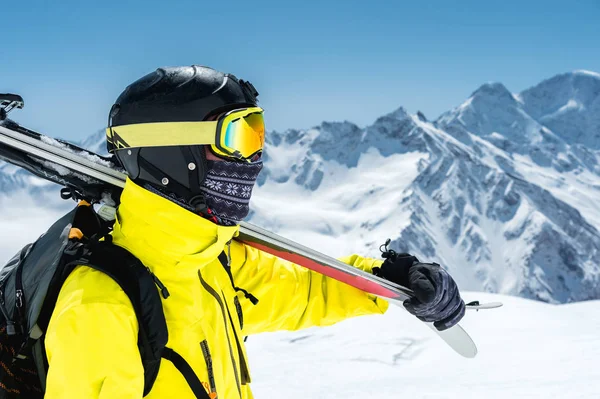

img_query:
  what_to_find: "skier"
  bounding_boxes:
[43,66,465,398]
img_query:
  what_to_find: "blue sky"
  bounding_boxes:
[3,0,599,141]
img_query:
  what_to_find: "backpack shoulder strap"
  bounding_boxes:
[161,347,211,399]
[76,241,168,396]
[78,241,210,399]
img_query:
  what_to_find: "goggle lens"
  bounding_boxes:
[220,110,265,160]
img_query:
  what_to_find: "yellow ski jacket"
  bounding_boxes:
[44,179,389,399]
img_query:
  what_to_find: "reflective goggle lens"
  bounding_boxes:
[219,110,265,160]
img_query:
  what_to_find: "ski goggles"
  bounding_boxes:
[107,107,265,162]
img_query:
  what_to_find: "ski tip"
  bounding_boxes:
[430,323,478,358]
[466,301,504,310]
[0,94,24,104]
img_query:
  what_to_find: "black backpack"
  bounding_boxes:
[0,203,210,398]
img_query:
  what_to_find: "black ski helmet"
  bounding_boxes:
[107,65,259,212]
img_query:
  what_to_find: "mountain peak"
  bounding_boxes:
[310,120,363,164]
[319,120,361,133]
[366,106,410,125]
[470,82,515,103]
[519,70,600,148]
[369,106,412,127]
[521,70,600,98]
[386,106,410,120]
[572,69,600,79]
[435,79,547,148]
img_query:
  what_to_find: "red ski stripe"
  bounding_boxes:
[238,239,402,300]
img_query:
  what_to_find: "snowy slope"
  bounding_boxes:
[247,292,600,399]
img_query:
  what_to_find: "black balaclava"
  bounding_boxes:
[199,158,264,226]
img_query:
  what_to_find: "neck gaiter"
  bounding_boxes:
[200,159,263,225]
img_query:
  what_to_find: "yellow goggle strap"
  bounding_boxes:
[107,121,218,151]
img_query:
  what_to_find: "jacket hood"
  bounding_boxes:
[111,178,240,272]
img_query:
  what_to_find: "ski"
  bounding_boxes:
[0,94,482,358]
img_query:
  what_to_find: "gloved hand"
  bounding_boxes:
[372,241,465,331]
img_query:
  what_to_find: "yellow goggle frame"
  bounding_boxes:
[107,107,265,162]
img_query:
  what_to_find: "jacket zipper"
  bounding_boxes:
[14,245,28,334]
[233,296,243,330]
[223,297,251,384]
[200,340,218,399]
[198,271,242,398]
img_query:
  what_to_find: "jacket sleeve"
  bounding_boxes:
[228,240,389,335]
[44,266,144,399]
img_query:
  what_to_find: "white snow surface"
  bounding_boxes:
[251,148,427,258]
[247,292,600,399]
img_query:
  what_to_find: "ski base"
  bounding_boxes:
[387,298,477,358]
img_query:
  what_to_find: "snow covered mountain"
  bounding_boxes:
[520,70,600,150]
[2,71,600,304]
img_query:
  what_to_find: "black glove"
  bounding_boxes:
[372,241,465,331]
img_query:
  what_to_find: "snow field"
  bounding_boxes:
[247,293,600,399]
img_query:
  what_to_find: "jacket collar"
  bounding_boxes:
[111,178,239,271]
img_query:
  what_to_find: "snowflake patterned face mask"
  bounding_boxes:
[200,158,264,225]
